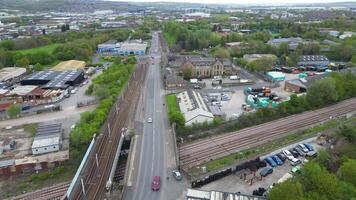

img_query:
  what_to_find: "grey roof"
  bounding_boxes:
[267,37,303,45]
[208,105,225,116]
[0,158,15,168]
[299,55,329,62]
[22,70,83,89]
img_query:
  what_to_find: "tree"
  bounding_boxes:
[246,56,277,72]
[278,42,290,57]
[93,85,110,100]
[213,48,230,58]
[306,78,338,108]
[268,180,305,200]
[15,57,29,68]
[0,40,15,50]
[7,105,21,117]
[181,64,193,79]
[169,111,185,129]
[316,149,331,167]
[338,158,356,186]
[33,63,44,71]
[338,125,356,143]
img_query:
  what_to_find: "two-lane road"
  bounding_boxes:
[126,31,167,200]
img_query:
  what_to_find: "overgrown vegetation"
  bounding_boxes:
[268,119,356,200]
[69,57,135,165]
[166,94,185,129]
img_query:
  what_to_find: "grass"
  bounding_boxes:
[3,164,75,199]
[23,123,38,137]
[187,117,354,177]
[163,32,176,48]
[166,94,179,113]
[15,43,61,55]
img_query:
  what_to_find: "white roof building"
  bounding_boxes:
[32,123,62,155]
[0,67,26,82]
[184,109,214,126]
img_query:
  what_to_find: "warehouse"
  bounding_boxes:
[297,55,330,67]
[118,42,147,55]
[20,70,84,89]
[32,123,62,155]
[51,60,86,71]
[267,71,285,82]
[0,67,27,83]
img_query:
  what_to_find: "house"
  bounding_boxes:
[180,57,232,78]
[32,123,62,155]
[164,73,188,89]
[297,55,330,67]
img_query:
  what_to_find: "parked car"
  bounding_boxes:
[306,151,317,158]
[277,152,287,161]
[290,148,300,158]
[272,155,283,165]
[259,167,273,177]
[303,143,314,151]
[151,176,161,191]
[264,157,277,167]
[295,146,306,156]
[291,165,301,174]
[71,88,78,94]
[290,158,301,166]
[298,144,309,153]
[172,170,182,181]
[283,150,295,160]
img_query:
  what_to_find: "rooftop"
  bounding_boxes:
[51,60,86,71]
[0,67,26,82]
[8,85,38,96]
[32,123,62,149]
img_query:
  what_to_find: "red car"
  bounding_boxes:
[151,176,161,191]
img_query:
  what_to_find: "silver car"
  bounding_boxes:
[172,170,182,181]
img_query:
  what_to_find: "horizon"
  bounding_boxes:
[106,0,356,5]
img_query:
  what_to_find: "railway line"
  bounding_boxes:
[70,61,147,199]
[179,98,356,170]
[13,182,70,200]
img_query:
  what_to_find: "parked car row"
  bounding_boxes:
[260,143,317,177]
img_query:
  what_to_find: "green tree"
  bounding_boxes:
[213,48,230,58]
[33,63,44,71]
[338,158,356,186]
[306,78,338,108]
[268,180,305,200]
[316,148,331,167]
[169,111,185,129]
[278,42,290,57]
[338,125,356,143]
[181,65,193,79]
[7,105,21,117]
[15,57,29,68]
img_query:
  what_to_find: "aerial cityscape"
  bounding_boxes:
[0,0,355,200]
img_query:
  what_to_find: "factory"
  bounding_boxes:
[31,123,63,155]
[20,70,84,89]
[97,40,148,55]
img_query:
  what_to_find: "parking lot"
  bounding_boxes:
[201,137,323,196]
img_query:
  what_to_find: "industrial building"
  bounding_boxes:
[177,90,214,126]
[0,67,27,83]
[297,55,330,67]
[20,70,84,89]
[32,123,62,155]
[186,189,266,200]
[51,60,86,71]
[97,40,148,55]
[267,71,286,82]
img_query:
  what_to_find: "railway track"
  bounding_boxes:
[71,63,147,199]
[179,98,356,170]
[13,182,70,200]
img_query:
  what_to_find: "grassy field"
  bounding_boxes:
[15,43,61,55]
[166,94,179,113]
[188,117,355,177]
[23,123,38,137]
[163,32,176,47]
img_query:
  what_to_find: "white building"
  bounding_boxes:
[177,90,214,126]
[32,123,62,155]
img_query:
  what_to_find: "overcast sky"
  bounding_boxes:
[109,0,356,4]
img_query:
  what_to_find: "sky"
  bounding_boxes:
[109,0,356,4]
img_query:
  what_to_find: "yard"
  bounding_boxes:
[166,94,180,113]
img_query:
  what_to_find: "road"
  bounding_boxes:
[124,32,188,200]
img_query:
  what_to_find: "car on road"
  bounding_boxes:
[147,117,153,123]
[259,167,273,177]
[277,152,287,162]
[272,155,283,165]
[298,144,309,153]
[290,158,301,166]
[283,150,295,160]
[264,157,277,167]
[151,176,161,191]
[172,170,182,181]
[303,143,314,151]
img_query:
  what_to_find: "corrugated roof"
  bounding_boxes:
[32,123,62,148]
